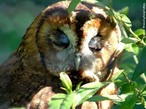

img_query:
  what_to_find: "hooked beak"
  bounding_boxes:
[75,53,81,71]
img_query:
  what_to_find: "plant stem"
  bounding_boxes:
[122,72,131,83]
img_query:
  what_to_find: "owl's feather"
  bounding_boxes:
[0,1,122,109]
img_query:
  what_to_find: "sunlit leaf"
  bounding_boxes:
[73,82,108,106]
[141,85,146,94]
[134,29,145,36]
[60,72,72,94]
[114,12,121,20]
[49,93,75,109]
[120,93,137,109]
[120,14,132,28]
[132,46,146,80]
[142,90,146,96]
[111,70,124,81]
[49,94,66,109]
[132,44,142,55]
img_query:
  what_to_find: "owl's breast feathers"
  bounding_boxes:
[0,1,122,109]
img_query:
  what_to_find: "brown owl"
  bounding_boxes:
[0,1,122,109]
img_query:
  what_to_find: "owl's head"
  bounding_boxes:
[18,1,121,82]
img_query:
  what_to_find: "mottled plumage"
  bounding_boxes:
[0,1,122,109]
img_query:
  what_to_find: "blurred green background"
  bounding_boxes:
[0,0,145,64]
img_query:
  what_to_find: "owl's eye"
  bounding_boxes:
[88,35,102,51]
[53,30,70,48]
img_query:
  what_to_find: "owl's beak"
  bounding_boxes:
[75,53,81,71]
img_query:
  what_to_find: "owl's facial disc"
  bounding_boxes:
[43,19,117,82]
[35,2,121,82]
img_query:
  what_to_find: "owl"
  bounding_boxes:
[0,1,122,109]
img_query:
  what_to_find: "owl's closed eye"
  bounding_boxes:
[0,1,122,109]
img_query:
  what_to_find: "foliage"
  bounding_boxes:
[49,0,146,109]
[49,72,108,109]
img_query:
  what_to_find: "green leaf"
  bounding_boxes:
[121,82,138,93]
[49,93,75,109]
[67,0,81,14]
[120,93,137,109]
[88,95,111,102]
[73,82,108,106]
[118,6,129,15]
[132,44,142,55]
[134,29,145,36]
[119,50,137,76]
[49,94,66,109]
[60,72,72,94]
[75,82,83,90]
[88,93,132,102]
[121,37,138,44]
[132,46,146,80]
